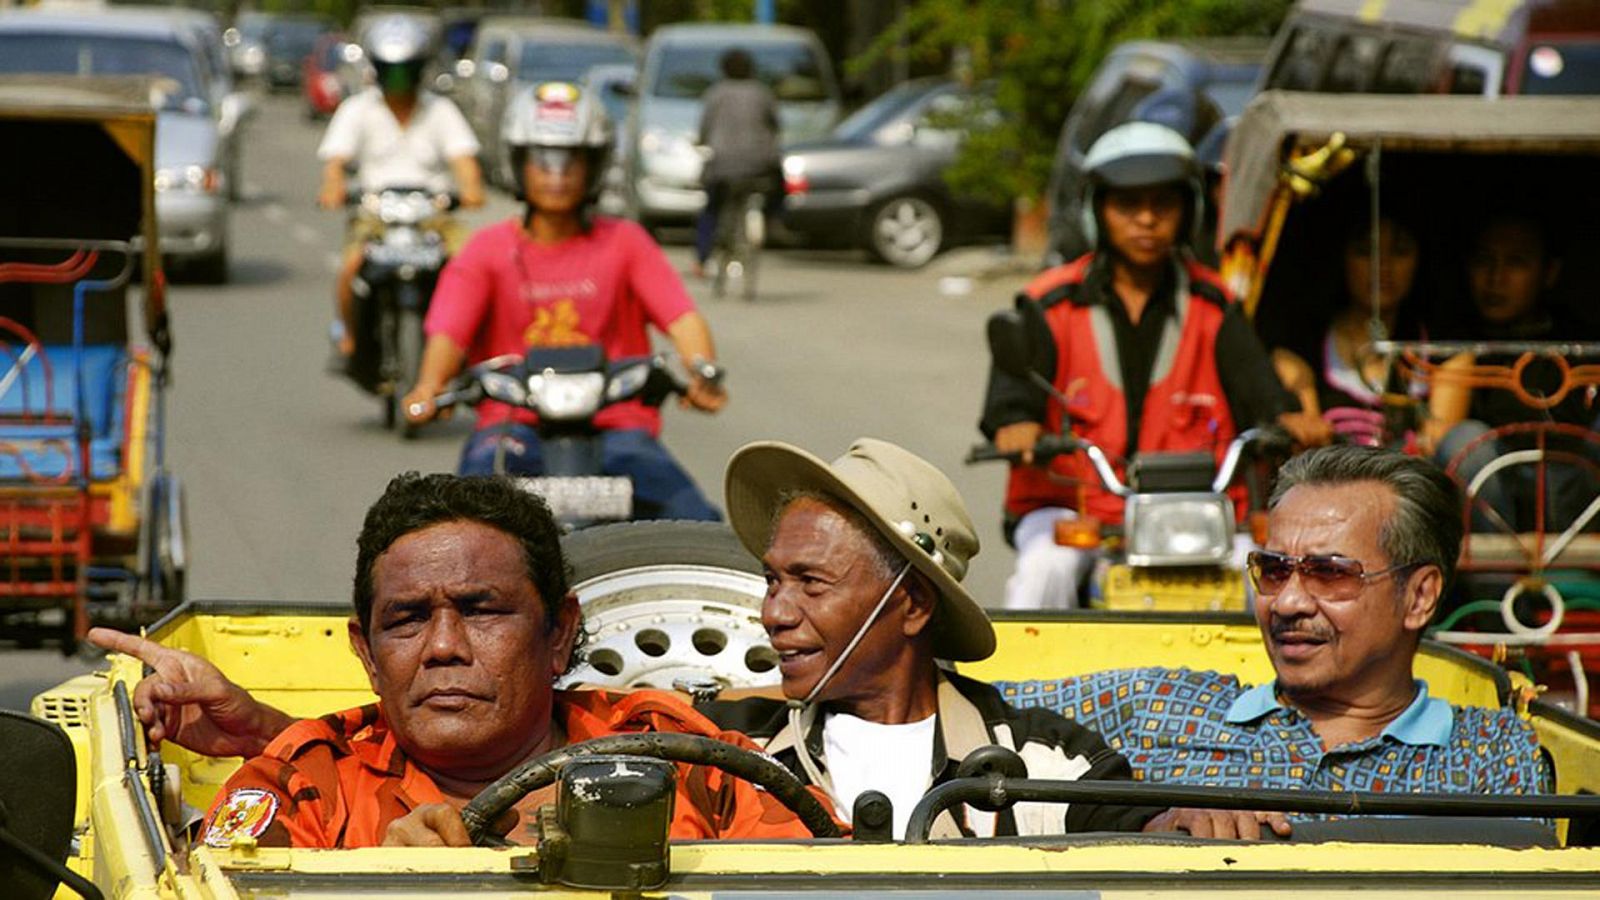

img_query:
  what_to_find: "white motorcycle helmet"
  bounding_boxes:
[502,81,613,203]
[362,14,432,94]
[1079,121,1204,249]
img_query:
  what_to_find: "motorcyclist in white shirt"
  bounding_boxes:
[316,14,485,360]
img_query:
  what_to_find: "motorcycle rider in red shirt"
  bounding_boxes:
[403,82,726,520]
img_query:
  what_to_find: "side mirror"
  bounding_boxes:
[986,303,1055,382]
[0,710,96,900]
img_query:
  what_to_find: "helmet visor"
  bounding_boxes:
[375,61,422,94]
[1091,153,1194,190]
[527,146,580,176]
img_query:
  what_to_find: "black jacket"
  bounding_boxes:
[700,671,1162,838]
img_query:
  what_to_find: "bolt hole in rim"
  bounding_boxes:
[560,564,779,691]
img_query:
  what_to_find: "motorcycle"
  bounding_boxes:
[970,306,1286,611]
[414,344,719,528]
[345,186,456,437]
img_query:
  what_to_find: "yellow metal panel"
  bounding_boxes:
[963,619,1505,709]
[1455,0,1525,40]
[101,119,155,170]
[1357,0,1389,22]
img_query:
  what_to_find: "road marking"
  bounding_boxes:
[292,223,321,245]
[263,203,289,225]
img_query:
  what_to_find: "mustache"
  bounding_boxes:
[1269,619,1333,642]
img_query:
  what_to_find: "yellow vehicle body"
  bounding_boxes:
[31,602,1600,898]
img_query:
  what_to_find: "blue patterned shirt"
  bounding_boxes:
[995,668,1551,817]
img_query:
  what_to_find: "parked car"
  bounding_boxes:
[1044,38,1267,266]
[158,7,253,201]
[304,31,357,119]
[0,8,232,281]
[583,62,638,216]
[781,78,1009,268]
[223,11,271,81]
[1264,0,1600,97]
[626,23,840,229]
[457,16,637,190]
[263,15,334,90]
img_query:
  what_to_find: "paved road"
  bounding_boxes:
[0,94,1023,708]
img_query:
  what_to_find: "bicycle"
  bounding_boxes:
[711,175,774,302]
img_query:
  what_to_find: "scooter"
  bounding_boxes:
[344,187,456,437]
[413,345,716,528]
[970,305,1287,611]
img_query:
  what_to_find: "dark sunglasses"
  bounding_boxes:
[1246,550,1420,601]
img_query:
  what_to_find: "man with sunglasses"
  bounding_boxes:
[997,445,1551,838]
[400,82,726,519]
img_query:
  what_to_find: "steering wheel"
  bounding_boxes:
[459,733,842,845]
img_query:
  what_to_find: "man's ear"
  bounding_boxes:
[899,572,937,639]
[1402,566,1442,633]
[549,592,583,676]
[348,616,382,694]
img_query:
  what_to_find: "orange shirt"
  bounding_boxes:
[200,689,824,848]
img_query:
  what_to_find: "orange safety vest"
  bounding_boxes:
[1004,254,1240,525]
[199,690,834,849]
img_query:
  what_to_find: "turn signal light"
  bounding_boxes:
[1054,516,1102,549]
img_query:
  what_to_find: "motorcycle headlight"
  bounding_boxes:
[1123,494,1233,567]
[155,165,223,194]
[480,371,528,406]
[528,371,606,420]
[605,362,652,403]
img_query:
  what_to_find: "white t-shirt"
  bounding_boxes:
[823,711,936,840]
[318,89,480,193]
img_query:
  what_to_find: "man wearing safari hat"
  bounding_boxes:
[704,437,1162,839]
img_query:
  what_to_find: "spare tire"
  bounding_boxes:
[558,521,778,693]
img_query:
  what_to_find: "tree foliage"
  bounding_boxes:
[853,0,1291,204]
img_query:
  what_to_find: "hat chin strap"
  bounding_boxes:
[779,562,911,809]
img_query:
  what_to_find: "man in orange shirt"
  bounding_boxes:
[94,473,819,848]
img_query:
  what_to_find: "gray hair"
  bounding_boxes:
[770,489,904,580]
[1270,445,1462,590]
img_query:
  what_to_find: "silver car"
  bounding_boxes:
[627,24,840,228]
[0,8,233,282]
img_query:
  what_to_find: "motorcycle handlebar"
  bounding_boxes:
[969,429,1282,499]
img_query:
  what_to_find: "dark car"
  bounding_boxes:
[780,78,1008,268]
[263,16,332,89]
[1264,0,1600,97]
[1044,38,1267,266]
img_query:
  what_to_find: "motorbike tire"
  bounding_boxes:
[558,520,776,693]
[395,306,425,440]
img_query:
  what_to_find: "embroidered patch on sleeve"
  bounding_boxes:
[203,788,280,848]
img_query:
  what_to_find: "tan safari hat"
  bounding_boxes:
[724,437,994,662]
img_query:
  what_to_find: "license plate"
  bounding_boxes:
[366,244,443,268]
[515,476,632,521]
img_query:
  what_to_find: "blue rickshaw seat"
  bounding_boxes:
[0,344,127,481]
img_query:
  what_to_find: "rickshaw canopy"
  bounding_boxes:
[1220,91,1600,245]
[0,74,164,342]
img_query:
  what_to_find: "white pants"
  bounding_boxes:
[1003,506,1260,610]
[1003,507,1097,610]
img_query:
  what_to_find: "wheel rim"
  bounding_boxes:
[874,197,942,267]
[559,564,778,692]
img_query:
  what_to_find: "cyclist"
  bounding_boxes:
[693,48,780,279]
[402,82,727,521]
[317,14,484,361]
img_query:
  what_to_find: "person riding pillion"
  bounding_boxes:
[317,14,485,362]
[402,82,727,520]
[979,122,1314,610]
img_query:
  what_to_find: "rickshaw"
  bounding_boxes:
[0,75,185,652]
[1219,90,1600,714]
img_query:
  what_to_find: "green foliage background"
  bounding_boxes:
[855,0,1292,204]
